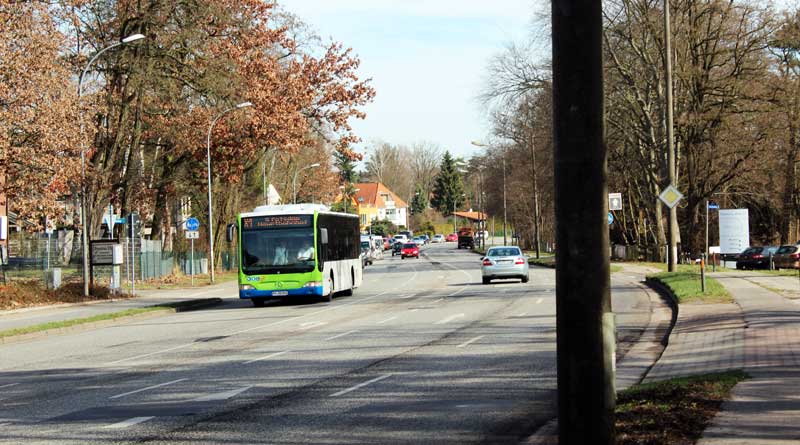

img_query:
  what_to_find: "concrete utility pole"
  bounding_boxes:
[664,0,678,272]
[552,0,616,443]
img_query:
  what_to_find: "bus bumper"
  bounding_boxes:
[239,286,324,299]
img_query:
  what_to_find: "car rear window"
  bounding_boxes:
[741,247,760,255]
[488,248,522,257]
[403,243,417,248]
[777,245,798,254]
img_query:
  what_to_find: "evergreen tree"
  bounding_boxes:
[411,185,428,215]
[430,151,465,215]
[332,151,359,214]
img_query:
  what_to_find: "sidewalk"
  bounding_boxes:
[0,280,237,333]
[644,272,800,444]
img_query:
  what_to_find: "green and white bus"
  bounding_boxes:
[227,204,362,306]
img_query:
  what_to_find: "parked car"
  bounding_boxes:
[392,241,404,256]
[735,246,778,270]
[383,238,391,250]
[481,246,529,284]
[773,244,800,269]
[394,234,409,243]
[401,242,420,259]
[445,233,458,242]
[433,234,445,243]
[413,236,426,245]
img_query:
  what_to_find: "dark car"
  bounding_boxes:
[773,244,800,270]
[392,241,403,256]
[401,243,420,259]
[736,246,778,270]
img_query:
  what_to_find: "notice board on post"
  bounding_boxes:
[719,209,749,254]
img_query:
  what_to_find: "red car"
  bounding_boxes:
[401,243,420,259]
[445,233,458,242]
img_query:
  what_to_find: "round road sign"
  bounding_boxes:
[607,212,614,225]
[186,217,200,231]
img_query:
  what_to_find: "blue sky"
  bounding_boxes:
[279,0,542,160]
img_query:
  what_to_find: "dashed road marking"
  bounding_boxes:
[325,330,358,341]
[436,313,465,324]
[536,298,543,304]
[0,383,19,390]
[109,378,187,400]
[105,342,194,366]
[330,374,393,397]
[456,335,485,348]
[103,416,155,429]
[377,316,397,325]
[244,350,290,365]
[192,386,252,402]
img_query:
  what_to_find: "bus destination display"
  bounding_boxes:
[242,215,312,230]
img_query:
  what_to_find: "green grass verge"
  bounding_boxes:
[131,270,239,290]
[616,370,748,445]
[610,264,623,273]
[741,268,800,277]
[648,267,732,304]
[0,305,174,339]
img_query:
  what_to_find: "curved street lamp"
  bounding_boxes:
[78,33,146,297]
[206,101,253,283]
[293,163,321,204]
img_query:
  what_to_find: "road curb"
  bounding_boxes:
[644,277,680,345]
[0,298,223,345]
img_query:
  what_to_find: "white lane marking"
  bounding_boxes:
[244,350,290,365]
[401,294,416,299]
[434,298,444,303]
[456,335,485,348]
[226,287,395,337]
[517,312,527,317]
[294,321,327,331]
[377,316,397,325]
[536,298,543,304]
[438,275,445,279]
[192,386,252,402]
[0,383,19,389]
[103,416,155,429]
[325,330,359,341]
[105,342,194,366]
[330,374,393,397]
[109,378,187,400]
[409,308,419,312]
[436,313,465,324]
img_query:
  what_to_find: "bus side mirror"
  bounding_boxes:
[226,223,236,243]
[320,228,328,245]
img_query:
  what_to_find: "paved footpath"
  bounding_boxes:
[694,273,800,444]
[0,281,237,333]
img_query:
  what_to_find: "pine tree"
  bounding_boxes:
[430,151,465,215]
[411,185,428,215]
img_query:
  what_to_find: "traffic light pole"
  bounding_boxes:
[552,0,616,443]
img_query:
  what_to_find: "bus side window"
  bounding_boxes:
[318,227,328,271]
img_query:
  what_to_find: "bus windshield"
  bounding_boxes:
[241,228,315,275]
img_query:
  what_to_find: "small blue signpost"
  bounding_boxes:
[186,217,200,231]
[185,217,200,287]
[607,212,614,225]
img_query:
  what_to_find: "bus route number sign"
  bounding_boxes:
[243,215,312,230]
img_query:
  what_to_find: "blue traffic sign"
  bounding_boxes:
[607,212,614,225]
[708,202,720,210]
[186,217,200,231]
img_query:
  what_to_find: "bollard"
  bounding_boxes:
[700,254,706,293]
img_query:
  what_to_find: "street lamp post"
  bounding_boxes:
[206,101,252,284]
[293,163,321,204]
[78,33,145,297]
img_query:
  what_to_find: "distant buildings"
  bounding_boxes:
[353,183,408,230]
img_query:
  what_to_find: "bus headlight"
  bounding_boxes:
[239,284,255,291]
[303,281,322,288]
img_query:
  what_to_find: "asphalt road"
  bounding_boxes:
[0,243,653,444]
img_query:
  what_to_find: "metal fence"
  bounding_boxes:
[1,229,238,288]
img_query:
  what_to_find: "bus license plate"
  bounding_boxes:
[272,291,288,296]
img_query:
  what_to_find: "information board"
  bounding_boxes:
[719,209,749,254]
[242,215,312,230]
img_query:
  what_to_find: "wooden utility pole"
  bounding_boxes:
[664,0,678,271]
[552,0,616,443]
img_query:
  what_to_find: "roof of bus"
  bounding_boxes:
[240,203,357,219]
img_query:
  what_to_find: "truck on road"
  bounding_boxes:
[457,227,475,250]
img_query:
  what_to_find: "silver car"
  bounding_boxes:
[481,246,529,284]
